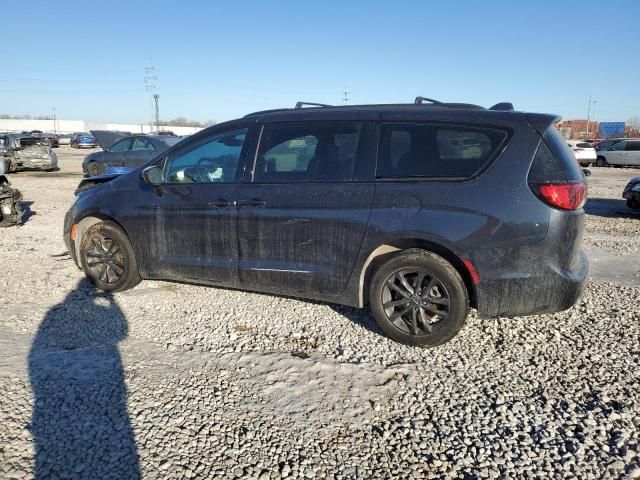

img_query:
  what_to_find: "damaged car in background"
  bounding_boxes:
[0,175,22,227]
[82,130,182,177]
[0,133,58,173]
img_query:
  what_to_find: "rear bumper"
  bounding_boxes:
[476,250,589,318]
[16,158,57,169]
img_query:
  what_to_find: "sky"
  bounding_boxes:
[1,0,639,125]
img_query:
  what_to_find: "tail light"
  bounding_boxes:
[534,182,587,210]
[572,148,584,152]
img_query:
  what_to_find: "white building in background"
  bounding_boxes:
[0,118,204,136]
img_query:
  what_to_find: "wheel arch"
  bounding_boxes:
[357,239,478,309]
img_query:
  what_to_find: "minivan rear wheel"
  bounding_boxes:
[79,221,141,292]
[369,249,469,347]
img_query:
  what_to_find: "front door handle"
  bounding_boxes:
[208,199,233,208]
[236,199,266,207]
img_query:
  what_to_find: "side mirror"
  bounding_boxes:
[582,168,592,177]
[141,165,164,186]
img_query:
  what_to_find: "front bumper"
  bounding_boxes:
[476,249,589,318]
[63,207,79,267]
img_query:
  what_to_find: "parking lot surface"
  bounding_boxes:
[0,149,639,479]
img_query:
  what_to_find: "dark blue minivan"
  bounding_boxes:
[64,99,588,347]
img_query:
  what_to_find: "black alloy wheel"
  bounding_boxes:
[85,234,126,285]
[381,268,450,336]
[369,249,469,347]
[79,221,141,292]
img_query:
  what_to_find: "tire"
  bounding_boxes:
[595,157,608,167]
[627,199,640,211]
[79,221,141,292]
[368,249,469,347]
[86,161,102,177]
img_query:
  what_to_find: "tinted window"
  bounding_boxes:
[377,124,507,178]
[625,141,640,151]
[612,141,627,151]
[165,128,246,184]
[132,137,151,150]
[576,142,592,148]
[110,138,132,152]
[255,123,360,182]
[543,127,584,182]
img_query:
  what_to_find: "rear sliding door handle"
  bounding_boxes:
[236,199,266,207]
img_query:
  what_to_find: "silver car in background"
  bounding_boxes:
[0,133,58,173]
[595,138,640,167]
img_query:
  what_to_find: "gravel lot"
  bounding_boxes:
[0,149,639,479]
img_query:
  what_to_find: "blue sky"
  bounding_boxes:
[2,0,638,124]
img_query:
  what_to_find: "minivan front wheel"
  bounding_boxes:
[369,249,469,347]
[79,221,141,292]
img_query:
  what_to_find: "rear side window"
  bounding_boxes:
[255,123,360,182]
[576,142,592,148]
[377,124,507,178]
[626,141,640,151]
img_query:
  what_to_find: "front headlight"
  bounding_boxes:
[632,184,640,192]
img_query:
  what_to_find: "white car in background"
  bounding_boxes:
[567,140,597,167]
[595,138,640,167]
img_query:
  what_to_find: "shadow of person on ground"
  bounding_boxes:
[28,279,140,479]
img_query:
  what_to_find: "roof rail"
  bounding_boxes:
[489,102,514,111]
[414,96,443,105]
[294,101,332,109]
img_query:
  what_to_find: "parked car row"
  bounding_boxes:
[567,137,640,168]
[82,131,183,176]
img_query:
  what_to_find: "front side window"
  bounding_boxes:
[165,128,246,184]
[110,138,133,152]
[377,124,507,178]
[612,141,627,151]
[254,123,361,182]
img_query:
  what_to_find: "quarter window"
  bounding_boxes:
[377,124,507,178]
[254,123,361,182]
[132,138,151,150]
[165,129,247,184]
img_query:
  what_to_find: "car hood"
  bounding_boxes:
[90,130,129,150]
[629,176,640,184]
[75,173,122,195]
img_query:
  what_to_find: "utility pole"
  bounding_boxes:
[153,94,160,132]
[343,86,349,105]
[586,92,597,138]
[144,65,157,133]
[52,107,57,134]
